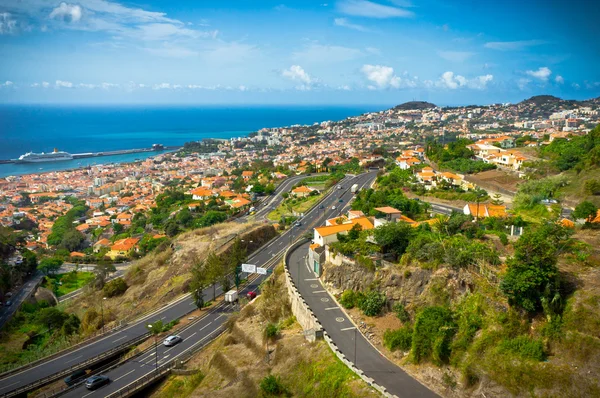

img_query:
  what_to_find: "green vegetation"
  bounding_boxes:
[267,192,323,222]
[338,289,385,317]
[383,326,413,351]
[47,201,88,250]
[573,201,598,221]
[43,271,94,297]
[37,257,63,275]
[411,306,456,365]
[540,125,600,172]
[102,277,128,298]
[426,138,496,174]
[264,323,280,340]
[497,336,545,361]
[260,374,286,396]
[392,302,410,323]
[181,139,221,154]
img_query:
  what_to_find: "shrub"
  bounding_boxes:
[103,278,128,297]
[498,336,546,361]
[339,290,357,309]
[411,306,456,365]
[383,326,413,351]
[358,291,386,317]
[499,232,509,246]
[264,323,279,340]
[260,374,285,396]
[393,302,410,323]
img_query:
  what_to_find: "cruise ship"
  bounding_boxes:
[16,149,73,163]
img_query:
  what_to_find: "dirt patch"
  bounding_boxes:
[465,169,521,196]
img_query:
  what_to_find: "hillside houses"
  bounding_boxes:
[415,167,474,190]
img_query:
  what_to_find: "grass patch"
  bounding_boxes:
[155,371,205,398]
[267,194,323,221]
[44,271,95,297]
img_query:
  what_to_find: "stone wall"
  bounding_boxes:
[283,239,397,398]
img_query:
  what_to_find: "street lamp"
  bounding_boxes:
[100,297,107,334]
[147,324,158,370]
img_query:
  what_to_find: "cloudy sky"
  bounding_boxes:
[1,0,599,105]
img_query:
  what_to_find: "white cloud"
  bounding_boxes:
[77,83,97,88]
[484,40,546,51]
[336,0,414,18]
[153,83,172,90]
[337,85,352,91]
[468,74,493,90]
[0,12,17,34]
[334,17,369,32]
[572,83,580,90]
[0,81,14,88]
[282,65,315,86]
[49,3,83,23]
[55,80,73,88]
[438,51,475,63]
[144,44,199,58]
[361,64,402,89]
[525,66,551,81]
[42,81,50,88]
[555,75,564,84]
[436,71,492,90]
[518,78,531,90]
[292,44,363,64]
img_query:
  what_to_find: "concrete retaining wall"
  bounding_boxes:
[283,239,397,398]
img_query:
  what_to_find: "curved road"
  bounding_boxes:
[0,172,376,398]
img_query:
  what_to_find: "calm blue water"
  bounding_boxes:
[0,105,383,177]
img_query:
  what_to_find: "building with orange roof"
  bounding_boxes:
[241,171,254,180]
[291,185,318,198]
[93,238,111,253]
[313,216,374,247]
[70,251,86,258]
[107,237,140,259]
[190,187,215,200]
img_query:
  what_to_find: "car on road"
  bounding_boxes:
[5,300,12,307]
[541,198,559,204]
[339,199,343,202]
[64,369,87,386]
[331,205,336,210]
[163,335,183,347]
[337,185,343,190]
[294,221,302,227]
[318,205,324,209]
[85,375,110,390]
[247,291,257,300]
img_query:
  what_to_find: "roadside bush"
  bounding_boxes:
[358,291,386,317]
[383,326,413,351]
[264,323,279,340]
[103,278,128,298]
[393,302,410,323]
[497,336,546,361]
[260,374,285,396]
[499,232,509,246]
[339,290,357,309]
[411,306,456,365]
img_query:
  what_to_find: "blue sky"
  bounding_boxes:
[1,0,599,105]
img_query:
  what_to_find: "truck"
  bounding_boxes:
[224,289,238,303]
[351,183,359,194]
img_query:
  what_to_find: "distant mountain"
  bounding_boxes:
[392,101,437,111]
[519,95,563,106]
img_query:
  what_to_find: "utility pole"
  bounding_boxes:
[354,328,357,365]
[100,297,107,334]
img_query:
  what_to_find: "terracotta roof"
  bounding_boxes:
[374,206,402,214]
[315,217,374,237]
[111,237,139,251]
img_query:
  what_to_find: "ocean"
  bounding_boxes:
[0,104,384,177]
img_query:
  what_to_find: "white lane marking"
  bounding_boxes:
[325,307,340,311]
[160,316,166,320]
[189,302,196,306]
[341,326,357,331]
[0,381,21,391]
[216,313,226,319]
[186,332,197,339]
[112,335,128,343]
[198,322,212,332]
[312,290,327,294]
[65,355,83,364]
[82,391,95,398]
[304,278,317,281]
[114,369,136,382]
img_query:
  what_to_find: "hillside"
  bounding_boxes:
[149,264,380,398]
[393,101,437,111]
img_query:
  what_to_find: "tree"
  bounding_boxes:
[165,221,180,237]
[61,229,85,251]
[37,257,63,275]
[103,278,128,297]
[112,223,124,235]
[373,221,414,261]
[190,260,209,309]
[491,193,504,206]
[573,201,598,221]
[204,252,224,300]
[37,307,69,330]
[347,223,362,241]
[500,225,566,313]
[94,263,116,289]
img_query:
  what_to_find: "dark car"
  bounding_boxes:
[247,291,257,300]
[318,205,325,209]
[85,375,110,390]
[64,369,87,386]
[5,300,12,307]
[339,199,343,203]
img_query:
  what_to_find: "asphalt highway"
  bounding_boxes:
[0,172,376,397]
[288,242,438,398]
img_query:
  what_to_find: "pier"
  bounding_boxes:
[1,145,182,164]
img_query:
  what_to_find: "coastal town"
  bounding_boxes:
[1,95,599,267]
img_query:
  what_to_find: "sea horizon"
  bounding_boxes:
[0,104,385,177]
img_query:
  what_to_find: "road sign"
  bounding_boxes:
[256,267,267,275]
[241,263,256,273]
